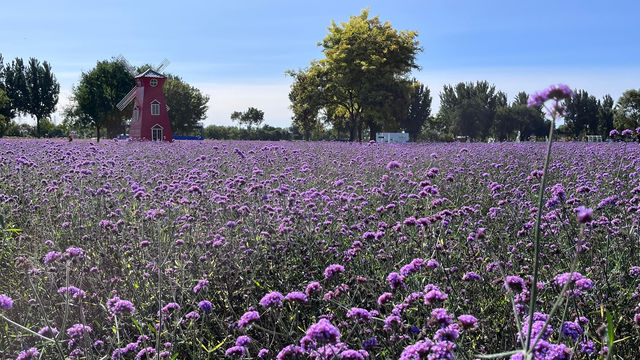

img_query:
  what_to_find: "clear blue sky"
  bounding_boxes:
[2,0,639,128]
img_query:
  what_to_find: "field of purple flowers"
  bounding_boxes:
[1,139,639,359]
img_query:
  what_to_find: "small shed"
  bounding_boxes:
[376,132,409,143]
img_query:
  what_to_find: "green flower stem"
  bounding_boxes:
[0,313,54,342]
[527,251,579,354]
[525,111,556,352]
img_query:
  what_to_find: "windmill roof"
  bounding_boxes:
[135,69,166,79]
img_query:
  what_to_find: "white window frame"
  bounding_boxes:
[133,107,139,122]
[150,79,158,87]
[151,100,160,116]
[151,124,163,141]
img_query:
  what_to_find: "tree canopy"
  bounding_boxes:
[231,107,265,129]
[614,89,640,131]
[402,81,432,142]
[288,9,421,141]
[438,81,507,140]
[287,69,323,141]
[3,57,59,137]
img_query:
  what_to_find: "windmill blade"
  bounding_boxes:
[155,58,170,73]
[116,87,137,111]
[116,55,137,76]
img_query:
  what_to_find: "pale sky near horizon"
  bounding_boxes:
[1,0,639,128]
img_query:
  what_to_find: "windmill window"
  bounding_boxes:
[133,108,139,122]
[136,80,142,87]
[151,101,160,116]
[150,79,158,87]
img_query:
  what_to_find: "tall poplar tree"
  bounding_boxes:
[3,57,59,137]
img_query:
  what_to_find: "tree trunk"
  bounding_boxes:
[96,125,101,143]
[349,115,356,142]
[36,116,41,138]
[368,122,378,141]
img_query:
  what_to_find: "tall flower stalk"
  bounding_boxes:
[524,85,573,354]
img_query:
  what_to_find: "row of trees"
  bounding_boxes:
[288,10,640,142]
[434,84,639,142]
[0,54,60,137]
[560,89,640,139]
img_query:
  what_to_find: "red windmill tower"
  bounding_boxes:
[116,58,173,141]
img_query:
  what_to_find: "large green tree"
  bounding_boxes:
[290,9,421,141]
[67,59,133,142]
[164,75,209,135]
[614,89,640,132]
[438,81,507,140]
[3,57,59,137]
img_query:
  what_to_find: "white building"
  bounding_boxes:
[376,132,409,143]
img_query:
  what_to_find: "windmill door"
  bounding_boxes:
[151,125,163,141]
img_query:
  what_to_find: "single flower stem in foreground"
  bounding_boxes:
[525,112,556,352]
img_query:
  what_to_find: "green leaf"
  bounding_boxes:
[211,339,226,351]
[606,310,614,355]
[475,350,523,359]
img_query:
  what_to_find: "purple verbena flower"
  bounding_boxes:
[0,294,13,310]
[198,300,213,312]
[386,161,402,170]
[107,296,135,316]
[16,348,39,360]
[458,314,478,330]
[238,310,260,328]
[193,279,209,293]
[386,272,405,290]
[305,282,322,296]
[225,345,246,357]
[462,272,482,281]
[561,321,583,341]
[377,292,393,306]
[259,291,284,307]
[346,307,372,322]
[324,264,345,279]
[575,206,593,224]
[305,319,341,345]
[285,291,308,303]
[276,344,305,360]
